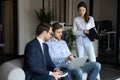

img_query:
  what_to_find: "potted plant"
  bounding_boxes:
[63,29,76,51]
[35,8,53,23]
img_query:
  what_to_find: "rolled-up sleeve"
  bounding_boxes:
[47,40,71,68]
[91,17,95,28]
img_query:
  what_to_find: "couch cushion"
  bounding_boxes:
[0,58,25,80]
[8,67,25,80]
[8,58,24,68]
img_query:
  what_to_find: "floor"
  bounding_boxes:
[0,54,120,80]
[100,63,120,80]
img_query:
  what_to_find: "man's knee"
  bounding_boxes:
[72,68,83,78]
[75,68,83,74]
[94,62,101,71]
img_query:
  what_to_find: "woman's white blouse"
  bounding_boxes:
[73,16,95,37]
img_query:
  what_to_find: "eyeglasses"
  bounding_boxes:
[48,32,53,36]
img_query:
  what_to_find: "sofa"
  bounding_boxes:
[0,58,89,80]
[0,58,25,80]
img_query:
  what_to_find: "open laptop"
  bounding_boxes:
[68,57,88,69]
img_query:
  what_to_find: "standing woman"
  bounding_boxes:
[73,1,96,62]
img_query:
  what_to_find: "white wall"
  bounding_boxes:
[18,0,42,55]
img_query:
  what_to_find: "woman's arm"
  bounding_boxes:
[73,19,84,36]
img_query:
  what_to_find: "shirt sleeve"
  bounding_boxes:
[47,41,71,68]
[65,41,71,56]
[73,18,84,36]
[49,71,52,75]
[90,17,95,28]
[58,41,71,65]
[60,42,71,67]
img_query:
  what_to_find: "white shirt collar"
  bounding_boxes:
[37,37,44,43]
[37,37,45,49]
[37,37,44,52]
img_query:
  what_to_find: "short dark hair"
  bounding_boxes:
[52,22,62,32]
[35,23,52,36]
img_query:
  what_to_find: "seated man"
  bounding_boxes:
[46,22,101,80]
[24,23,72,80]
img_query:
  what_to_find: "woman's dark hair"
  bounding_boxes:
[35,23,52,36]
[52,22,62,32]
[77,1,90,23]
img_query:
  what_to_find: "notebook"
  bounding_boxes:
[68,57,88,69]
[85,27,99,41]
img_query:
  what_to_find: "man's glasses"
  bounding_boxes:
[48,32,53,36]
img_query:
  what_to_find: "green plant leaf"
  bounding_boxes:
[34,8,53,23]
[63,29,76,51]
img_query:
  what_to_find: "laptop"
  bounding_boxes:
[68,57,88,69]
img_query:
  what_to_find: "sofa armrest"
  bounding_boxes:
[0,62,25,80]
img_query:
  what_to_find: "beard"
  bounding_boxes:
[54,36,61,40]
[44,37,50,42]
[44,39,48,42]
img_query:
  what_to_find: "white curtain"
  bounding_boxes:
[44,0,65,22]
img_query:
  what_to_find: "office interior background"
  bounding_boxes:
[0,0,120,79]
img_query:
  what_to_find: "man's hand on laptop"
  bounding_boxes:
[65,54,74,62]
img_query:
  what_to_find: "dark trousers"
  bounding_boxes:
[31,73,71,80]
[31,75,55,80]
[28,68,72,80]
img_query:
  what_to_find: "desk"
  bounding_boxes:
[100,31,116,52]
[98,31,117,63]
